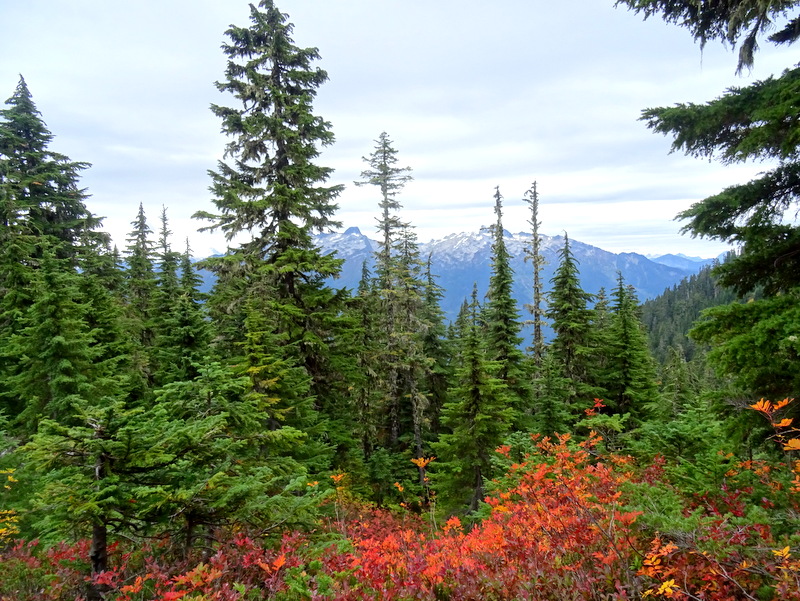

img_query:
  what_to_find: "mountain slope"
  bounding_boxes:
[316,227,707,321]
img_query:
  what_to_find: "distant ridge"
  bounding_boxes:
[648,253,717,272]
[314,228,711,321]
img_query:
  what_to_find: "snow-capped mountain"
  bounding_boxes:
[314,227,709,320]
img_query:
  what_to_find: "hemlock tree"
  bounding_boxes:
[618,0,800,401]
[194,0,352,475]
[355,133,439,487]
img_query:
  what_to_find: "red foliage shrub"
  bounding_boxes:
[2,430,798,600]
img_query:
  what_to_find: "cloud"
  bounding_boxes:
[1,0,795,260]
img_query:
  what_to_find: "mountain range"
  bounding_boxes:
[315,227,718,321]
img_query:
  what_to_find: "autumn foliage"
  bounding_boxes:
[2,428,799,600]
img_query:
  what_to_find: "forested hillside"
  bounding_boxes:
[641,263,740,364]
[1,1,800,600]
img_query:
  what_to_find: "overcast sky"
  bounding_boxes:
[1,1,794,258]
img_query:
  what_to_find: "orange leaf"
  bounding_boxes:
[273,554,286,569]
[750,399,773,414]
[783,439,800,452]
[774,418,794,428]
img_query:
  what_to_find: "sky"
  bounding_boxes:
[1,0,795,259]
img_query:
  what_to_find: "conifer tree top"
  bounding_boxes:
[196,0,342,251]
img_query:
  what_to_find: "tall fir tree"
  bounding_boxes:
[354,132,412,291]
[0,76,101,263]
[122,203,157,399]
[350,261,382,461]
[393,225,432,474]
[484,187,531,429]
[354,133,435,479]
[546,234,601,411]
[0,77,102,418]
[420,253,451,438]
[603,274,660,422]
[151,207,182,386]
[433,288,513,514]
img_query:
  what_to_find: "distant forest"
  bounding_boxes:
[1,1,799,600]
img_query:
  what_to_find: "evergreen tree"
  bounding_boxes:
[0,200,35,418]
[484,187,531,429]
[589,287,615,394]
[122,203,157,399]
[619,0,800,402]
[123,203,156,337]
[354,133,436,480]
[350,261,382,461]
[354,132,412,291]
[616,0,800,73]
[690,290,800,399]
[194,0,352,478]
[10,249,110,434]
[545,234,600,409]
[0,76,101,262]
[0,77,102,417]
[532,350,571,437]
[153,240,211,385]
[523,181,547,365]
[433,290,513,514]
[603,274,660,422]
[420,253,450,438]
[151,207,183,386]
[660,345,695,415]
[393,225,431,472]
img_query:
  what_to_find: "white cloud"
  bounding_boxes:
[1,0,793,259]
